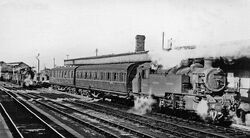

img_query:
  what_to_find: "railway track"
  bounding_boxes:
[27,92,248,138]
[0,88,72,138]
[18,92,161,138]
[100,100,250,138]
[2,83,250,138]
[149,112,250,137]
[67,99,250,138]
[62,100,236,138]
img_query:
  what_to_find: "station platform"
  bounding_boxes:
[0,113,13,138]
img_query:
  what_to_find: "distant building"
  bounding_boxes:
[34,68,50,82]
[0,61,31,83]
[64,35,150,66]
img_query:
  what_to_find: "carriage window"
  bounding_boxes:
[113,72,118,81]
[106,72,111,81]
[119,73,123,82]
[76,71,79,78]
[91,72,95,79]
[84,72,87,79]
[100,72,104,80]
[80,71,83,78]
[89,72,92,79]
[124,73,127,81]
[97,72,100,80]
[86,72,89,79]
[94,72,97,80]
[142,69,149,79]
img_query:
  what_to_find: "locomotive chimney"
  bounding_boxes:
[204,57,213,68]
[135,35,146,52]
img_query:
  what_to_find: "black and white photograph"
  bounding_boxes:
[0,0,250,137]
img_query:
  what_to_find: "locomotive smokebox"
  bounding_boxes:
[204,57,213,68]
[135,35,146,52]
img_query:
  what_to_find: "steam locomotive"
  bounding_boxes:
[21,67,35,88]
[1,66,35,88]
[49,57,239,123]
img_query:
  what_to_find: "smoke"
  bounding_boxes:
[128,93,156,115]
[24,74,33,86]
[149,39,250,68]
[196,99,208,120]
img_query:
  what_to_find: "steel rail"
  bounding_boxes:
[18,92,120,138]
[0,87,66,138]
[67,99,233,138]
[0,103,23,138]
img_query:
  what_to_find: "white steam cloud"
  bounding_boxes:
[149,39,250,68]
[196,99,208,120]
[128,94,156,115]
[24,74,33,86]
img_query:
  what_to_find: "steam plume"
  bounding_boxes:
[150,39,250,68]
[128,89,156,115]
[196,99,208,120]
[24,74,33,86]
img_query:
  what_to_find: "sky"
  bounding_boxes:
[1,0,250,70]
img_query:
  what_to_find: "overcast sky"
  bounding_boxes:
[1,0,250,70]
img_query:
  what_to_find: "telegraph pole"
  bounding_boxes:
[95,48,98,56]
[36,53,40,73]
[162,32,172,51]
[53,58,56,68]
